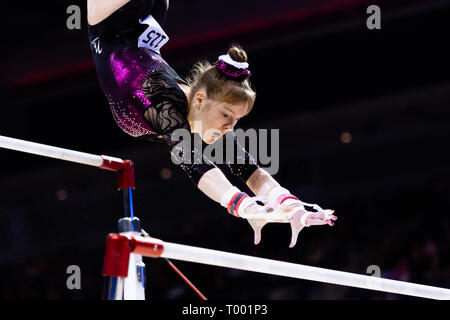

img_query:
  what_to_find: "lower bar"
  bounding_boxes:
[158,241,450,300]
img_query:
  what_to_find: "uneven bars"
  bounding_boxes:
[124,235,450,300]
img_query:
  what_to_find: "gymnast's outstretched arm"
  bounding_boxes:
[225,134,299,205]
[143,75,336,246]
[246,167,280,197]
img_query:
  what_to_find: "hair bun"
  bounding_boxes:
[228,45,248,63]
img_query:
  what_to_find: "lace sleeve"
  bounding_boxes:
[224,132,260,183]
[142,71,217,185]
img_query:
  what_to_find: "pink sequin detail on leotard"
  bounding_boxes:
[108,49,163,137]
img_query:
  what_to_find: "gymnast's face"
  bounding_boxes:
[188,90,249,144]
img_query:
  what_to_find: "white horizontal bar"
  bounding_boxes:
[0,135,106,167]
[161,242,450,300]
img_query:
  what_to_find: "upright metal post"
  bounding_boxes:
[102,159,146,300]
[119,217,146,300]
[122,189,132,217]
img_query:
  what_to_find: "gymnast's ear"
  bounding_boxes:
[192,89,207,110]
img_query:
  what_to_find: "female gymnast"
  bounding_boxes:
[87,0,337,248]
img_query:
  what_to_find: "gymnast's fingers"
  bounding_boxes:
[289,222,305,248]
[247,219,268,245]
[309,210,337,221]
[307,218,335,226]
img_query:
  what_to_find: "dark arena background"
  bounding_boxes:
[0,0,449,300]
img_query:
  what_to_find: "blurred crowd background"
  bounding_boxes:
[0,0,449,299]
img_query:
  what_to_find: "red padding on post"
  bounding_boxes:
[102,234,131,277]
[99,156,135,190]
[99,156,125,172]
[130,236,164,258]
[117,160,135,190]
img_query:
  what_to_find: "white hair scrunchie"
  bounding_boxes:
[218,54,249,69]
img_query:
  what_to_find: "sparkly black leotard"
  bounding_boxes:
[88,0,259,185]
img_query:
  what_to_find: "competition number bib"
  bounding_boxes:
[138,15,169,54]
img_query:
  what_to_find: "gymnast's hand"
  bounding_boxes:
[246,204,337,248]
